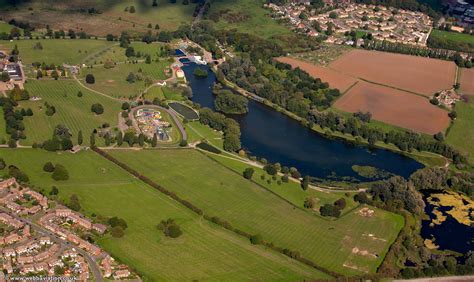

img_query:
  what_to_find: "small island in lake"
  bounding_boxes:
[193,67,208,78]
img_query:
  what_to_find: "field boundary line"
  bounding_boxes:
[91,147,341,279]
[342,80,359,95]
[356,78,430,99]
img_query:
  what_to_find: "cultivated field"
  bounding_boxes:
[329,49,456,96]
[335,81,450,134]
[0,0,197,35]
[334,82,450,134]
[447,101,474,163]
[81,60,170,99]
[459,68,474,95]
[108,149,404,275]
[0,149,329,281]
[0,39,116,65]
[19,80,120,145]
[276,57,357,92]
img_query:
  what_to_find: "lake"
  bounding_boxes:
[180,59,424,181]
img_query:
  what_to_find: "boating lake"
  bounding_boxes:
[180,59,424,181]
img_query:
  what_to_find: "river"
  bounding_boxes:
[180,59,423,181]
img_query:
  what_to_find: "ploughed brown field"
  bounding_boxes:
[334,82,450,134]
[275,57,357,92]
[329,50,456,96]
[460,68,474,95]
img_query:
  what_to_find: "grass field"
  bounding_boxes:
[209,0,292,39]
[446,101,474,163]
[429,29,474,45]
[207,152,358,213]
[107,149,404,275]
[186,121,224,149]
[0,39,116,65]
[142,86,184,102]
[0,21,16,33]
[0,148,330,281]
[82,60,170,99]
[19,80,120,145]
[0,0,196,36]
[82,42,166,65]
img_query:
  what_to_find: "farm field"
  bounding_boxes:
[19,80,120,145]
[0,149,329,281]
[81,60,170,99]
[0,39,115,65]
[0,0,197,36]
[446,101,474,163]
[276,57,358,93]
[334,82,450,134]
[107,149,404,275]
[459,67,474,95]
[209,0,293,39]
[329,49,456,96]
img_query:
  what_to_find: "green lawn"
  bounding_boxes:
[82,60,170,99]
[208,152,358,213]
[19,79,121,145]
[108,149,404,275]
[186,121,224,149]
[0,39,116,65]
[210,0,292,39]
[142,86,184,102]
[446,101,474,164]
[83,42,167,65]
[430,29,474,45]
[0,21,16,33]
[0,148,330,281]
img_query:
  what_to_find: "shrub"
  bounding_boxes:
[249,234,262,245]
[263,164,277,175]
[179,140,188,147]
[43,162,55,172]
[108,216,128,230]
[0,158,5,170]
[85,74,95,84]
[91,103,104,115]
[157,218,182,238]
[52,164,69,181]
[111,226,125,238]
[243,167,254,179]
[334,198,346,210]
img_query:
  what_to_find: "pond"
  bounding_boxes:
[420,191,473,255]
[180,59,424,181]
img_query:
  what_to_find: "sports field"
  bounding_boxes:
[107,149,404,275]
[0,148,329,281]
[0,0,196,36]
[446,101,474,163]
[334,82,451,134]
[276,57,357,93]
[19,80,120,145]
[81,60,170,99]
[0,39,115,65]
[329,49,456,96]
[459,68,474,96]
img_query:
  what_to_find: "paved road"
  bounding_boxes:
[1,208,103,281]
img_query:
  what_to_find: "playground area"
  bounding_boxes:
[135,108,172,141]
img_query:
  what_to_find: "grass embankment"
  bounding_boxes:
[0,39,116,65]
[81,60,170,99]
[0,148,329,281]
[446,101,474,164]
[107,149,404,275]
[143,86,184,102]
[19,80,120,146]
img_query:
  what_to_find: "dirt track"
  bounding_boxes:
[334,82,451,134]
[275,57,357,92]
[329,49,456,96]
